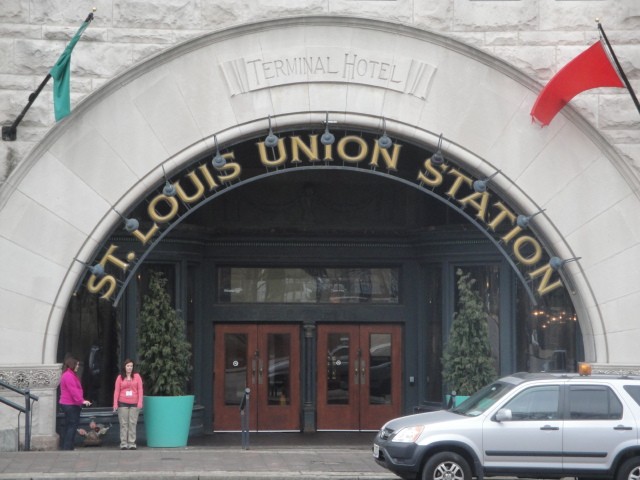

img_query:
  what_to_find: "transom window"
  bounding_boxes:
[217,267,399,304]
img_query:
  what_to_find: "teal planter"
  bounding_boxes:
[144,395,194,447]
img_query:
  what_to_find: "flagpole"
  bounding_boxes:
[1,10,95,142]
[597,19,640,117]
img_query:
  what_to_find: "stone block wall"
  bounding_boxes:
[1,1,638,180]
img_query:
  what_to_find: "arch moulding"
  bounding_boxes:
[2,15,640,376]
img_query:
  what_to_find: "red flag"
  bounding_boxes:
[530,40,624,126]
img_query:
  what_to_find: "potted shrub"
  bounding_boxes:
[442,269,496,406]
[138,270,194,447]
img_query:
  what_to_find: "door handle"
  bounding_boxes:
[614,425,633,430]
[360,359,366,385]
[251,357,257,385]
[354,366,360,385]
[540,425,559,430]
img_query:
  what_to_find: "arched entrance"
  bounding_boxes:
[60,128,579,432]
[1,16,637,447]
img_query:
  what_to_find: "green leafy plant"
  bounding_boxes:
[138,270,192,396]
[442,269,496,396]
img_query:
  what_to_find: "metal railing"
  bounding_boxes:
[0,379,40,451]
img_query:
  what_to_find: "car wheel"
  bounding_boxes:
[421,452,472,480]
[617,457,640,480]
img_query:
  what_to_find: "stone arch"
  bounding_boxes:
[1,16,638,368]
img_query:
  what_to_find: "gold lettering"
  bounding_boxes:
[529,263,563,295]
[337,136,368,163]
[513,235,543,265]
[370,142,401,171]
[148,195,179,224]
[87,274,116,300]
[131,223,159,245]
[417,159,444,187]
[257,139,287,167]
[323,144,334,162]
[291,135,320,163]
[100,245,129,271]
[198,164,219,190]
[216,161,241,183]
[86,244,129,299]
[457,191,490,221]
[445,169,473,198]
[487,202,517,231]
[175,171,205,203]
[501,226,523,244]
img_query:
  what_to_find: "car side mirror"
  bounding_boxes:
[495,408,512,422]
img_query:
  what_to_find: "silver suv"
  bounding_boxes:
[373,370,640,480]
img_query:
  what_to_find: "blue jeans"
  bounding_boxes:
[60,404,81,450]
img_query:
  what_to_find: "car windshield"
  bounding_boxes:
[451,381,514,416]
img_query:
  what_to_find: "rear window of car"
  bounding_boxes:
[623,385,640,406]
[568,385,622,420]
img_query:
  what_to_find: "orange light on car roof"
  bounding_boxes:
[578,362,592,376]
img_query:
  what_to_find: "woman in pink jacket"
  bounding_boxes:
[113,358,144,449]
[59,356,91,450]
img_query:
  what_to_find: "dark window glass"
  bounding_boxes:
[516,283,579,373]
[623,385,640,406]
[503,385,560,420]
[568,385,622,420]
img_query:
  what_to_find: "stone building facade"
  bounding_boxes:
[1,0,639,450]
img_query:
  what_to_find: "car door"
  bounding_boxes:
[562,383,636,472]
[483,384,563,473]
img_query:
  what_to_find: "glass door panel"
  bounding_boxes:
[214,324,300,432]
[256,325,300,430]
[359,325,402,430]
[317,325,359,430]
[327,332,351,405]
[317,324,402,431]
[214,324,256,431]
[224,333,249,406]
[369,333,391,405]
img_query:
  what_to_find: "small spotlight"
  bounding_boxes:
[516,209,546,229]
[473,170,501,193]
[431,133,444,166]
[74,258,106,278]
[378,118,392,149]
[321,112,335,146]
[113,208,140,233]
[212,135,226,168]
[123,218,139,232]
[89,264,106,277]
[162,166,176,197]
[549,256,581,270]
[265,115,279,148]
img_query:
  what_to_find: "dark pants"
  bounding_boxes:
[60,404,81,450]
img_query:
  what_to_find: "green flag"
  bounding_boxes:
[49,13,93,121]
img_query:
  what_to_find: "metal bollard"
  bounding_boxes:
[240,388,250,449]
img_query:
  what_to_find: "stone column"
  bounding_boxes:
[0,364,61,451]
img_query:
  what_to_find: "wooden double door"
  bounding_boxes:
[317,324,402,431]
[213,323,402,431]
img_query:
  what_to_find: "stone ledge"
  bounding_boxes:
[590,363,640,376]
[0,427,18,452]
[30,434,59,451]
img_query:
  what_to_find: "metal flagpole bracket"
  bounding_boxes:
[2,125,17,141]
[2,9,95,142]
